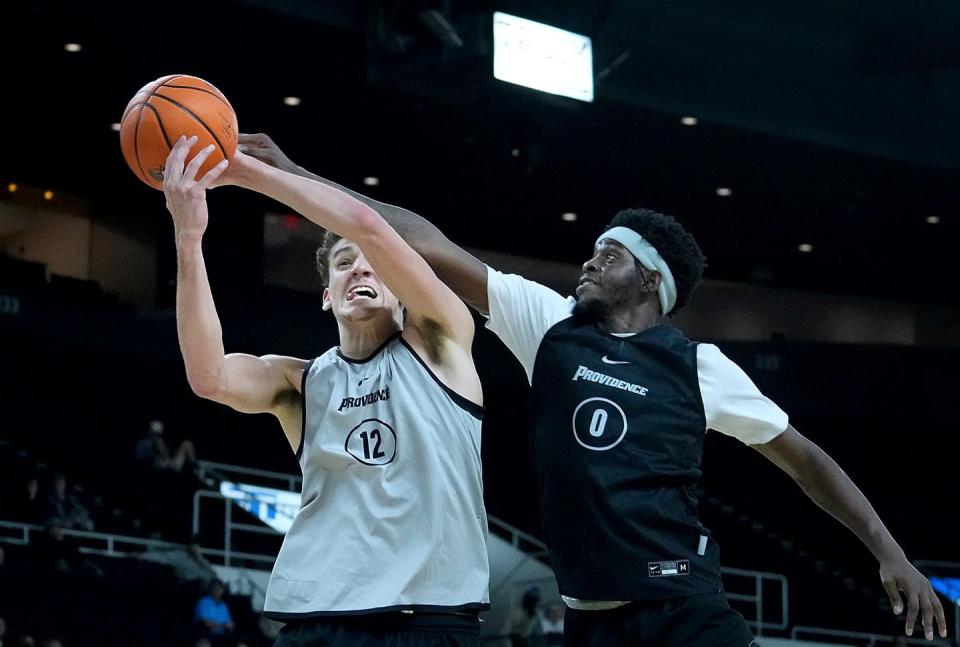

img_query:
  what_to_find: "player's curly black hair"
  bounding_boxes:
[315,230,342,287]
[603,208,706,316]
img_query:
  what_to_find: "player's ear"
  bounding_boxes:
[645,271,662,294]
[322,287,332,311]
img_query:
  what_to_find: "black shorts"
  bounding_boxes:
[273,611,482,647]
[564,593,757,647]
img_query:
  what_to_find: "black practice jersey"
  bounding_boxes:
[485,269,788,602]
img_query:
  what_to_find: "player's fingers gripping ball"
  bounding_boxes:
[120,75,238,189]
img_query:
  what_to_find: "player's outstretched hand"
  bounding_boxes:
[238,132,298,174]
[880,557,947,641]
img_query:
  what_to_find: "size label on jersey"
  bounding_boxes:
[648,560,690,577]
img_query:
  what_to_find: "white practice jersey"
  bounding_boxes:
[263,333,490,619]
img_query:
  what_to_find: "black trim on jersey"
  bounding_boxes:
[336,332,403,364]
[296,358,317,461]
[397,338,484,421]
[263,601,489,621]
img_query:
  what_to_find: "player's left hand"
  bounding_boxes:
[879,557,947,640]
[238,132,299,174]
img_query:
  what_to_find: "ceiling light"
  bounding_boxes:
[798,243,813,253]
[511,148,520,157]
[7,183,17,193]
[43,190,55,201]
[561,212,577,222]
[283,96,301,106]
[363,176,380,187]
[680,116,698,126]
[64,43,82,53]
[926,216,940,225]
[110,123,121,132]
[715,187,732,197]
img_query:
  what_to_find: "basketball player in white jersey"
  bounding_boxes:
[162,136,489,646]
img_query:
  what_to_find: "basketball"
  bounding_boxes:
[119,74,238,189]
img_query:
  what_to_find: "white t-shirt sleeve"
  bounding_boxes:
[697,343,789,445]
[485,267,574,383]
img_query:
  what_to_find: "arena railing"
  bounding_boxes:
[191,460,789,634]
[1,510,787,636]
[0,519,183,556]
[790,625,953,646]
[196,459,301,492]
[191,489,279,568]
[0,515,941,645]
[193,459,552,563]
[722,566,789,636]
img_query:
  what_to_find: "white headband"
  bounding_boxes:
[596,226,678,315]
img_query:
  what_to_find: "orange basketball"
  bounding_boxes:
[119,75,238,189]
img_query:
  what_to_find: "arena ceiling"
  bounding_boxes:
[2,0,959,305]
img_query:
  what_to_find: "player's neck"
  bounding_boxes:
[598,302,662,335]
[337,317,402,360]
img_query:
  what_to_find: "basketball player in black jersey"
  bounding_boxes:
[241,133,947,646]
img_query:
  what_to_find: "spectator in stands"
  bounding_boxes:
[43,473,93,532]
[41,639,61,647]
[12,476,43,524]
[0,616,6,647]
[134,419,197,475]
[500,587,541,647]
[194,579,235,645]
[194,640,212,647]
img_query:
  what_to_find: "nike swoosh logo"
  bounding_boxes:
[601,356,629,365]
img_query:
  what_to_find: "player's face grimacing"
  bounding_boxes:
[576,240,649,312]
[322,239,401,322]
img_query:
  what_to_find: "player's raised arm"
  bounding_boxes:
[238,133,490,315]
[164,137,306,450]
[225,150,478,360]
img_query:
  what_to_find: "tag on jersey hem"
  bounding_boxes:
[648,560,690,577]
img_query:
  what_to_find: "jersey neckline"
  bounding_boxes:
[336,331,403,364]
[591,322,673,342]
